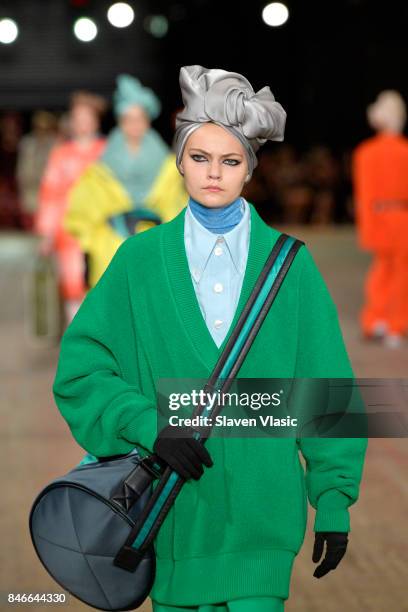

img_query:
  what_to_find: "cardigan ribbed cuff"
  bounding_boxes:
[314,489,351,533]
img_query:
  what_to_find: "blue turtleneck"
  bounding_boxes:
[188,195,244,234]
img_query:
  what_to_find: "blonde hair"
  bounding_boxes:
[70,91,108,116]
[367,90,406,133]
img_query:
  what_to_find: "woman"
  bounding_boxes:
[34,91,107,325]
[64,74,187,288]
[352,90,408,348]
[53,66,367,611]
[16,111,58,231]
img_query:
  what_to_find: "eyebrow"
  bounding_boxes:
[188,147,243,158]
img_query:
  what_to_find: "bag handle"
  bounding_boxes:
[113,233,305,571]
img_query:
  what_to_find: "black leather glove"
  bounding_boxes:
[153,424,214,481]
[312,531,348,578]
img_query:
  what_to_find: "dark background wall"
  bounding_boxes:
[1,0,408,148]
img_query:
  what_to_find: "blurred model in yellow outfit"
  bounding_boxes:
[64,74,187,288]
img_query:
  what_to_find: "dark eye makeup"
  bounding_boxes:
[190,154,241,166]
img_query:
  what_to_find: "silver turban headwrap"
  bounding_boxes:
[174,65,287,177]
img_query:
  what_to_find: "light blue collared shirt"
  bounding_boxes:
[184,198,250,347]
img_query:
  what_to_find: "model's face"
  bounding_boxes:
[70,104,99,139]
[179,122,249,208]
[120,105,150,143]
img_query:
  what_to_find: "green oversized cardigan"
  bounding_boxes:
[53,203,368,606]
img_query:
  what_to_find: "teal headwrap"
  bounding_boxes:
[113,74,161,120]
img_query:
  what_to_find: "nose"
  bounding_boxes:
[208,160,221,179]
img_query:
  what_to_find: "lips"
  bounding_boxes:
[204,186,223,191]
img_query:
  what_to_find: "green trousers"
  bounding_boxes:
[152,596,285,611]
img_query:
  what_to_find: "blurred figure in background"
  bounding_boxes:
[55,112,72,144]
[304,145,341,225]
[34,91,107,326]
[0,111,22,229]
[241,145,312,225]
[242,148,280,223]
[16,111,58,232]
[352,90,408,348]
[337,150,355,224]
[272,144,312,224]
[65,74,186,288]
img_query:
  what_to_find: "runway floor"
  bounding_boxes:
[1,226,407,612]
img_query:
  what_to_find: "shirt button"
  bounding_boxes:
[214,319,223,328]
[213,282,223,293]
[214,246,223,256]
[216,236,224,243]
[192,268,201,282]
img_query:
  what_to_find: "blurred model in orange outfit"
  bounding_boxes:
[34,92,107,325]
[352,90,408,348]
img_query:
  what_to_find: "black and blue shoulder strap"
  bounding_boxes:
[113,232,305,571]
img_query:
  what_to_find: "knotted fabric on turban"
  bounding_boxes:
[174,65,287,177]
[113,74,161,120]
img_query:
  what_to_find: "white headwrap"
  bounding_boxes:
[174,65,287,177]
[367,90,407,134]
